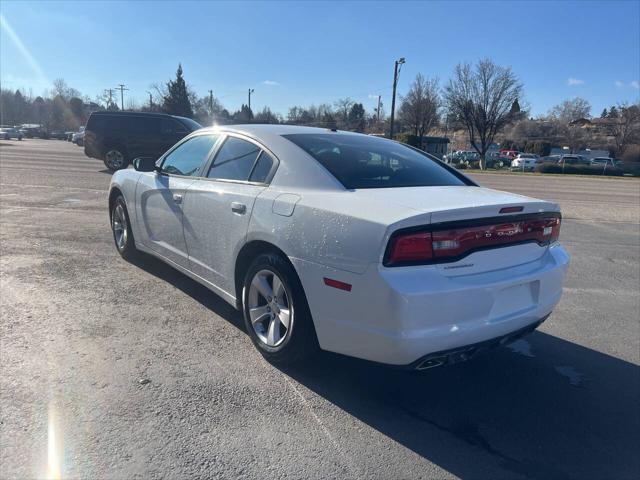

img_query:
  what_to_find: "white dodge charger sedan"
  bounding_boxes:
[108,125,569,369]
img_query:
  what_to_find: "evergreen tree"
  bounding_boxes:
[601,108,608,118]
[163,64,193,117]
[608,106,619,118]
[348,102,366,132]
[510,99,521,113]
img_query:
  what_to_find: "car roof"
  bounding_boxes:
[198,123,366,148]
[90,110,173,118]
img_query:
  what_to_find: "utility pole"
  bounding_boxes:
[376,95,382,124]
[208,89,213,113]
[115,84,129,110]
[146,91,153,110]
[389,57,405,139]
[248,88,254,111]
[104,89,115,109]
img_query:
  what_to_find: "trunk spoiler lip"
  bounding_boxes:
[382,211,562,267]
[393,211,561,236]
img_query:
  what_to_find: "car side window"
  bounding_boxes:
[207,137,261,181]
[162,118,188,135]
[160,134,219,176]
[249,151,275,183]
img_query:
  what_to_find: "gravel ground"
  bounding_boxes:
[1,139,639,479]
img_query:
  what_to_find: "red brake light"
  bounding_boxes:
[387,232,433,263]
[385,215,561,266]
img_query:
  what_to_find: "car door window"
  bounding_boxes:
[160,134,219,176]
[207,137,261,181]
[162,118,188,135]
[248,151,275,183]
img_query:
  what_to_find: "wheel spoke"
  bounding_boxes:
[278,308,291,329]
[272,275,285,299]
[266,317,280,346]
[249,305,270,325]
[252,274,273,300]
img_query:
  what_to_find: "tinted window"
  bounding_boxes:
[118,116,160,133]
[162,118,188,134]
[173,116,202,132]
[284,133,468,189]
[208,137,261,181]
[161,134,218,176]
[249,152,275,183]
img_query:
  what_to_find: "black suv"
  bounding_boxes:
[84,111,202,171]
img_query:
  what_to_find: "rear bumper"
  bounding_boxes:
[292,243,569,366]
[408,315,548,370]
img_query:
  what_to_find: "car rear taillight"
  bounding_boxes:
[387,232,433,263]
[385,214,561,266]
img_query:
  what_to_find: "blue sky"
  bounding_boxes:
[1,0,639,117]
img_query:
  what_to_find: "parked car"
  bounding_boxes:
[65,131,75,141]
[0,127,24,140]
[49,131,67,140]
[108,125,569,368]
[84,111,202,171]
[540,155,561,164]
[558,154,591,166]
[510,153,540,172]
[590,157,617,166]
[72,130,85,146]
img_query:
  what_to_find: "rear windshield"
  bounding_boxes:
[283,133,468,189]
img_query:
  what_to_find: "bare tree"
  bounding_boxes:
[334,97,354,128]
[444,59,523,169]
[548,97,592,122]
[611,102,640,156]
[398,73,440,139]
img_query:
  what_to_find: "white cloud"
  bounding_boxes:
[567,78,585,86]
[615,80,624,87]
[630,80,640,90]
[262,80,280,86]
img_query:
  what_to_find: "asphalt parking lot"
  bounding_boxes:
[1,139,639,479]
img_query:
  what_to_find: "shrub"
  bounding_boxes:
[536,163,623,176]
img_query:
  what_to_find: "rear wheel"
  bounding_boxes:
[104,147,129,171]
[111,195,138,260]
[242,253,318,365]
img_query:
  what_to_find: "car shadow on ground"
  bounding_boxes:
[130,253,639,479]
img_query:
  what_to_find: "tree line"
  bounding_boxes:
[1,60,638,166]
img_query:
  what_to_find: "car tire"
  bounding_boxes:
[110,195,139,261]
[242,253,319,365]
[103,147,129,171]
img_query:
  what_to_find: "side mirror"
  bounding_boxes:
[132,157,157,172]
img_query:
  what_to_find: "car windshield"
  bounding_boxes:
[283,133,468,189]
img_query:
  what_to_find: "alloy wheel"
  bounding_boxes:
[247,269,292,347]
[105,149,125,170]
[112,204,128,250]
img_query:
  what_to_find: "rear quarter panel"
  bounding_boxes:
[245,188,420,274]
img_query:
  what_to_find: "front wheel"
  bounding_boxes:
[111,195,139,260]
[242,253,318,365]
[104,148,129,171]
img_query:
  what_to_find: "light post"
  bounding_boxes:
[248,88,254,111]
[389,57,405,139]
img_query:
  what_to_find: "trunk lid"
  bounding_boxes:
[365,186,560,275]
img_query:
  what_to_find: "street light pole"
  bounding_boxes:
[389,57,405,139]
[248,88,254,111]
